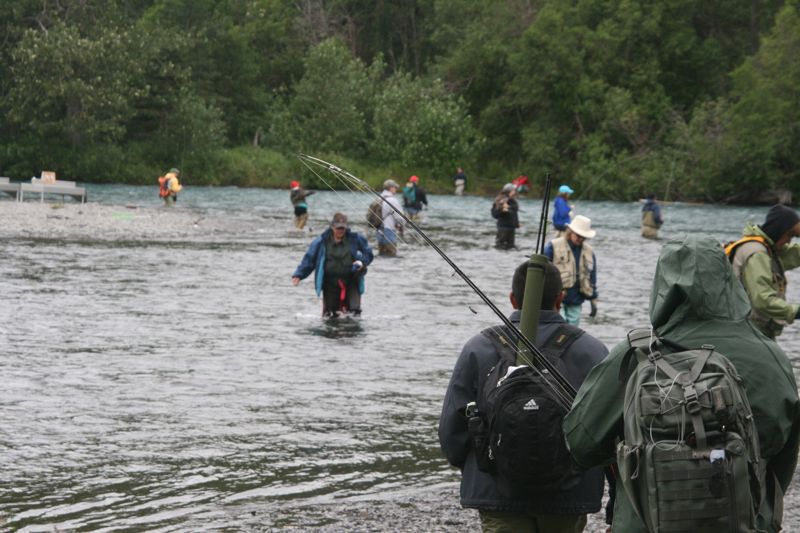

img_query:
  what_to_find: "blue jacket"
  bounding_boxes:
[292,228,374,297]
[641,199,662,226]
[439,310,608,514]
[553,196,571,230]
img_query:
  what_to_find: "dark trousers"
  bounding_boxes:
[322,278,361,316]
[495,227,516,250]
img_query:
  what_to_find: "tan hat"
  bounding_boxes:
[331,212,348,229]
[383,179,399,190]
[567,215,596,239]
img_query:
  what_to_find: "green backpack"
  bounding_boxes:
[617,329,762,533]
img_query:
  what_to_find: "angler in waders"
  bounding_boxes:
[544,215,598,326]
[158,168,182,205]
[564,236,800,533]
[726,204,800,338]
[490,183,520,250]
[291,213,373,317]
[439,260,608,533]
[552,185,574,238]
[640,193,663,239]
[377,179,404,256]
[290,180,315,230]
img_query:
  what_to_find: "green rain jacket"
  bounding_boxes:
[563,236,800,533]
[733,223,800,337]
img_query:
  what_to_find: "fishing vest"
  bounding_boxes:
[727,236,787,337]
[552,237,594,298]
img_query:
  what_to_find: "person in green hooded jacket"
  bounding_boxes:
[563,236,800,533]
[727,204,800,338]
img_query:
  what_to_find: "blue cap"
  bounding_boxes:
[558,185,574,194]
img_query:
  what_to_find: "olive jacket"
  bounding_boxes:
[563,236,800,533]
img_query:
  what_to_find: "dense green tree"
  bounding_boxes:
[372,72,476,177]
[269,37,381,157]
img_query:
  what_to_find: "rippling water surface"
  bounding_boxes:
[1,185,798,531]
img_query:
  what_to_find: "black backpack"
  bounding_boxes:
[469,324,583,496]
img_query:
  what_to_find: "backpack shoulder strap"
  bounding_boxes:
[481,323,584,365]
[480,325,518,364]
[538,324,584,360]
[618,328,661,383]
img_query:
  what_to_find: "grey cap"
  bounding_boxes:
[383,179,399,190]
[502,183,515,193]
[331,212,348,229]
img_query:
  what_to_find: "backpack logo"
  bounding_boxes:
[523,398,539,411]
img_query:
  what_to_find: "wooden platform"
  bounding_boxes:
[0,177,20,200]
[17,178,87,203]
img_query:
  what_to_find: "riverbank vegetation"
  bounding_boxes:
[1,1,798,201]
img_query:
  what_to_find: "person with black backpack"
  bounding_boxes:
[563,236,800,533]
[438,260,609,532]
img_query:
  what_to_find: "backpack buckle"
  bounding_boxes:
[647,351,662,363]
[684,386,701,414]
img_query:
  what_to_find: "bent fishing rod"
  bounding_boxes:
[297,154,578,405]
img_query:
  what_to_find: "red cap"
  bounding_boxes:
[290,180,300,188]
[409,175,419,183]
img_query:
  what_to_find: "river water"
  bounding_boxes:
[1,185,798,532]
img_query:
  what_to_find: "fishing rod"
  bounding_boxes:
[297,154,577,406]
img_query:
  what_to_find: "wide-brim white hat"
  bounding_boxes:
[567,215,596,239]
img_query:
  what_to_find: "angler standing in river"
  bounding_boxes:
[158,168,182,205]
[552,185,574,238]
[291,213,373,317]
[377,179,404,256]
[640,193,663,239]
[439,260,608,533]
[402,175,428,220]
[491,183,520,250]
[290,180,315,230]
[544,215,598,325]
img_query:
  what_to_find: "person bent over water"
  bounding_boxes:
[292,213,373,317]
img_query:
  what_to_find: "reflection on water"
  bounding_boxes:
[0,186,798,530]
[307,316,364,339]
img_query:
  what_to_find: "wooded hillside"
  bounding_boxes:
[2,0,798,201]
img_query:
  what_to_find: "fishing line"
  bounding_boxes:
[298,154,577,406]
[299,158,429,250]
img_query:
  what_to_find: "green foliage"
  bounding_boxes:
[270,38,382,157]
[0,0,796,202]
[372,73,476,178]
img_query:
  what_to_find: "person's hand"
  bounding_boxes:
[590,300,598,318]
[351,260,364,272]
[291,277,301,286]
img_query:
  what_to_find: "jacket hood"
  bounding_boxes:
[649,236,751,333]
